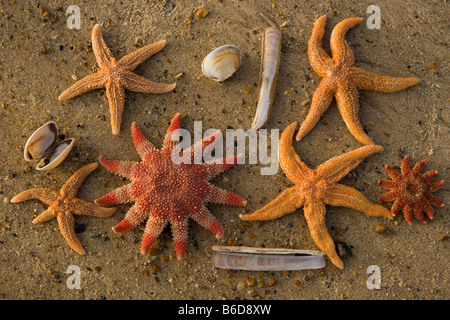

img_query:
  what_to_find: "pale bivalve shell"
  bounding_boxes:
[23,121,74,171]
[36,138,75,171]
[211,245,326,271]
[24,121,58,161]
[202,45,242,82]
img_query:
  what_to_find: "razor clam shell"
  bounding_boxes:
[212,245,323,256]
[251,27,282,129]
[36,138,75,171]
[202,45,242,82]
[211,251,326,271]
[24,121,58,161]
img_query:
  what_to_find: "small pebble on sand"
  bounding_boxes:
[195,8,209,18]
[374,224,387,234]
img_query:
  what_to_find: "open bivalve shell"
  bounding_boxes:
[24,122,75,171]
[211,245,326,271]
[202,45,242,82]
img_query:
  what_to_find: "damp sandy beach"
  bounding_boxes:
[0,0,448,300]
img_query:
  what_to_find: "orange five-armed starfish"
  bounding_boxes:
[240,122,392,268]
[11,163,116,254]
[59,24,176,135]
[296,16,420,145]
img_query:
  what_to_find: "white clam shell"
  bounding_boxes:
[24,122,58,161]
[202,45,242,82]
[211,246,326,271]
[36,138,75,171]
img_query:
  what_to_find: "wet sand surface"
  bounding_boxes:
[0,0,448,299]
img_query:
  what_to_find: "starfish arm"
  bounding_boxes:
[185,130,222,164]
[203,155,241,179]
[378,180,397,189]
[207,185,247,206]
[296,79,335,142]
[70,198,116,217]
[169,203,189,260]
[413,203,426,224]
[400,156,412,175]
[403,204,413,224]
[118,40,167,71]
[330,18,362,66]
[57,213,86,255]
[280,122,313,184]
[141,211,168,254]
[325,183,392,219]
[59,72,106,101]
[95,184,135,206]
[112,198,152,233]
[92,24,116,69]
[122,70,176,94]
[422,170,438,182]
[162,113,182,152]
[171,219,189,260]
[351,67,420,92]
[11,188,59,205]
[190,206,224,239]
[240,187,303,221]
[303,201,343,268]
[430,180,444,192]
[412,160,425,174]
[385,165,401,181]
[378,190,397,202]
[427,193,444,208]
[131,122,158,159]
[60,163,98,199]
[98,155,140,180]
[335,82,374,145]
[32,207,57,224]
[422,199,435,220]
[308,15,333,76]
[315,145,383,183]
[391,199,404,216]
[106,82,126,135]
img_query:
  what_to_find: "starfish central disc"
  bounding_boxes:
[95,113,247,259]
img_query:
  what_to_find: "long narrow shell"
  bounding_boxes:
[211,246,326,271]
[24,122,58,161]
[251,27,282,129]
[212,245,323,255]
[36,138,75,171]
[202,45,242,82]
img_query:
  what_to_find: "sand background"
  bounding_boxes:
[0,0,448,300]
